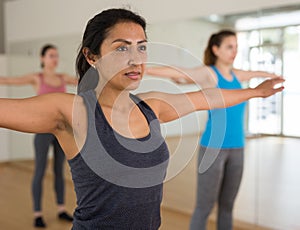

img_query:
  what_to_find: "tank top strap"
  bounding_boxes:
[78,89,98,108]
[38,72,44,82]
[211,65,224,83]
[210,65,218,75]
[78,90,98,133]
[129,93,159,124]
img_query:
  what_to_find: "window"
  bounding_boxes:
[235,18,300,137]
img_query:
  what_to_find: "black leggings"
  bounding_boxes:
[32,133,65,212]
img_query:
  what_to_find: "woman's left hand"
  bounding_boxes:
[254,77,285,98]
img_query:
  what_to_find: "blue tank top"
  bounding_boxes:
[200,66,246,148]
[68,90,169,230]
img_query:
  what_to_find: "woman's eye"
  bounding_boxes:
[138,45,147,52]
[116,46,128,52]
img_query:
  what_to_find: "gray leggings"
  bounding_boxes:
[190,146,244,230]
[32,133,65,212]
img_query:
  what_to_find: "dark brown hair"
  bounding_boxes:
[40,44,57,68]
[76,8,146,82]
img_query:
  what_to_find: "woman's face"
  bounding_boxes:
[213,35,237,65]
[41,48,59,69]
[97,22,147,91]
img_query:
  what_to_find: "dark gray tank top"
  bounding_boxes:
[68,90,169,230]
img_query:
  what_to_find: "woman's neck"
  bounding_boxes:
[214,62,234,81]
[97,86,135,112]
[42,67,56,76]
[214,62,232,75]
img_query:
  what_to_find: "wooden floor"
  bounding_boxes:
[1,136,299,229]
[0,161,75,230]
[0,161,269,230]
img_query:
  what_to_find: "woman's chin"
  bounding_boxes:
[126,81,141,91]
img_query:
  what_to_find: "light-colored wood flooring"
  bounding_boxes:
[0,161,268,230]
[0,161,75,230]
[1,136,299,229]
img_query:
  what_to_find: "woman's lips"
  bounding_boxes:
[125,71,141,80]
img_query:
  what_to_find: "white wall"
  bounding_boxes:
[0,55,10,161]
[7,34,81,76]
[5,55,37,160]
[4,0,300,42]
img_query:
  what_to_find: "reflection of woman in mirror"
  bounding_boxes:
[0,44,77,227]
[0,9,284,229]
[146,30,283,230]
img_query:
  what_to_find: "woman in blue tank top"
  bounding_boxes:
[147,30,283,230]
[0,10,284,230]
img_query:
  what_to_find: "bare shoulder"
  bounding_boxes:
[192,66,217,88]
[232,68,244,75]
[46,93,81,135]
[136,91,163,101]
[193,65,212,73]
[60,72,71,78]
[60,73,78,85]
[25,72,40,83]
[136,91,179,109]
[35,92,77,114]
[136,91,162,108]
[59,93,80,113]
[232,68,251,82]
[40,92,76,101]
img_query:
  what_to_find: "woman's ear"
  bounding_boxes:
[82,47,97,67]
[212,45,219,57]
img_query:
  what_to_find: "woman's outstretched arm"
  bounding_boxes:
[139,77,285,123]
[0,73,38,86]
[233,68,283,82]
[62,73,78,86]
[0,93,74,134]
[146,65,216,87]
[0,93,79,158]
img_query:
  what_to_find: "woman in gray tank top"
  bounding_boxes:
[0,8,284,230]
